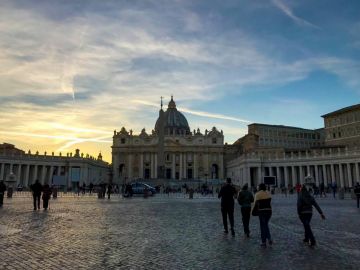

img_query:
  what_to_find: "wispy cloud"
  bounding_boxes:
[272,0,320,29]
[0,0,359,161]
[131,99,252,123]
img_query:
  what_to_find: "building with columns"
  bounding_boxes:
[226,104,360,189]
[322,103,360,147]
[112,97,225,184]
[0,144,109,189]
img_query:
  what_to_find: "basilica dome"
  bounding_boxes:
[155,96,191,135]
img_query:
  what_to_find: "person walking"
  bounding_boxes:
[331,182,337,199]
[218,178,237,236]
[252,183,272,247]
[0,181,7,207]
[237,183,254,237]
[31,180,43,210]
[107,184,112,199]
[354,182,360,208]
[89,182,94,194]
[297,184,325,247]
[42,184,52,210]
[320,182,326,198]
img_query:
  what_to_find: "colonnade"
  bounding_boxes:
[229,161,360,188]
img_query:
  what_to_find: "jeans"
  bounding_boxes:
[259,212,272,243]
[33,194,41,210]
[241,207,251,234]
[299,213,315,244]
[221,206,234,231]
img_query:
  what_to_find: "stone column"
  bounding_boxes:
[140,153,144,179]
[34,165,38,182]
[322,165,327,184]
[306,165,310,177]
[284,166,289,187]
[347,163,352,187]
[257,167,262,186]
[291,166,296,186]
[183,153,187,179]
[57,166,61,176]
[355,163,360,183]
[339,164,345,188]
[65,166,70,188]
[16,164,22,185]
[179,153,183,179]
[150,153,155,179]
[0,163,4,181]
[330,164,335,184]
[172,153,176,179]
[24,165,30,187]
[48,166,54,185]
[269,167,273,176]
[299,165,304,184]
[154,154,158,179]
[246,166,251,186]
[314,165,319,186]
[276,167,280,186]
[41,166,47,185]
[9,163,13,176]
[193,153,198,179]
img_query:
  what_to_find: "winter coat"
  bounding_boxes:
[252,190,272,214]
[42,186,52,200]
[237,190,254,208]
[297,191,323,215]
[31,182,43,196]
[218,184,237,208]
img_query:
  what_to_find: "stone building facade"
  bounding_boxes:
[226,104,360,189]
[0,144,109,189]
[112,97,224,184]
[322,104,360,147]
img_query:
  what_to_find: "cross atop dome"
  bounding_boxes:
[168,95,176,109]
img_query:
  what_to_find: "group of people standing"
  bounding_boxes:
[218,178,326,248]
[30,180,52,210]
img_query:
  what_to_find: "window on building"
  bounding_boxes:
[121,138,126,144]
[212,138,217,144]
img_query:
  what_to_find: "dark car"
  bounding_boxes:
[131,182,156,195]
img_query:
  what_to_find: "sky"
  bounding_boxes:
[0,0,359,162]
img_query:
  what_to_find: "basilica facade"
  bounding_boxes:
[112,97,225,184]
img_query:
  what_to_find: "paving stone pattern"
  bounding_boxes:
[0,193,359,270]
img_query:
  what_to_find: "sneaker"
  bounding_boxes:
[303,239,309,244]
[224,230,229,234]
[309,242,316,247]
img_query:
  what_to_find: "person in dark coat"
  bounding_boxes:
[237,183,254,237]
[0,181,7,207]
[89,182,94,194]
[31,180,43,210]
[218,178,237,236]
[297,185,325,247]
[253,183,272,247]
[42,184,52,210]
[353,182,360,208]
[107,184,112,199]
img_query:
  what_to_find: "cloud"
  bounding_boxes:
[131,99,252,123]
[0,0,359,161]
[272,0,320,29]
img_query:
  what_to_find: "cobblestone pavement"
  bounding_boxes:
[0,193,359,270]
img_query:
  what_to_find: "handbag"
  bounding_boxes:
[252,201,259,216]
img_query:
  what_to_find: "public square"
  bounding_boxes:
[0,193,359,270]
